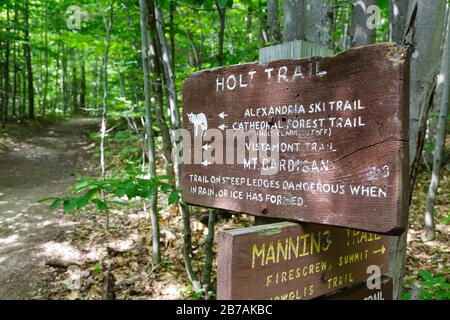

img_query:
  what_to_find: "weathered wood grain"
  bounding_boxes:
[182,43,409,234]
[217,222,390,300]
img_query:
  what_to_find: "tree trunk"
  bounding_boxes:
[42,2,49,117]
[389,0,408,44]
[62,45,68,114]
[246,2,253,36]
[267,0,282,44]
[139,0,161,265]
[80,58,86,112]
[72,58,79,114]
[21,53,26,118]
[12,41,17,120]
[423,10,450,242]
[258,0,269,46]
[406,0,447,193]
[385,0,448,300]
[350,0,377,47]
[216,2,226,66]
[154,1,201,291]
[283,0,305,42]
[1,8,10,127]
[100,3,114,231]
[169,0,176,72]
[24,0,34,119]
[12,3,19,120]
[304,0,333,48]
[148,1,175,178]
[202,209,216,291]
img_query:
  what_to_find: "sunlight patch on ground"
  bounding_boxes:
[0,234,20,246]
[37,241,84,262]
[158,283,183,300]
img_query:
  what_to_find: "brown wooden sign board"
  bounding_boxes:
[217,222,390,300]
[321,276,393,300]
[182,43,409,234]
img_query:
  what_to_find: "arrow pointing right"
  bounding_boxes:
[372,244,385,255]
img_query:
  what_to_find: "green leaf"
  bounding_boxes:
[168,189,180,204]
[91,198,107,211]
[74,178,96,191]
[49,198,62,211]
[420,291,433,300]
[420,269,433,281]
[192,290,203,300]
[160,182,172,193]
[63,198,79,213]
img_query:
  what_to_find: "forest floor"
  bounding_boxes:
[0,117,98,299]
[0,118,448,300]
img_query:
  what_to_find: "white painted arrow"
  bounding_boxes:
[218,111,228,119]
[372,244,385,255]
[202,160,211,166]
[202,144,210,151]
[218,124,228,130]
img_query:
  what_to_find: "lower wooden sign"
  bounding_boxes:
[321,276,393,300]
[217,222,389,300]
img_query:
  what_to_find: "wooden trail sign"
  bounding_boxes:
[182,43,409,234]
[217,222,389,300]
[321,276,393,300]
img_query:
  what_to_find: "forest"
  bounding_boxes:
[0,0,449,301]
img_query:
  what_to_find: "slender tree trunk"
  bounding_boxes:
[43,2,49,116]
[24,1,34,119]
[341,4,351,51]
[62,45,68,114]
[53,54,60,114]
[72,57,79,114]
[154,1,201,291]
[283,0,305,42]
[1,8,10,127]
[350,0,377,47]
[258,0,269,46]
[80,58,86,112]
[246,2,253,37]
[216,2,226,66]
[267,0,282,44]
[21,54,26,118]
[389,0,408,44]
[12,41,17,120]
[100,3,114,231]
[12,3,18,120]
[139,0,161,265]
[148,2,174,178]
[424,10,450,242]
[202,209,216,291]
[169,0,176,73]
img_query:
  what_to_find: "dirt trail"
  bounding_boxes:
[0,118,98,299]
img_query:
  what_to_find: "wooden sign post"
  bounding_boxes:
[182,43,409,234]
[217,222,390,300]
